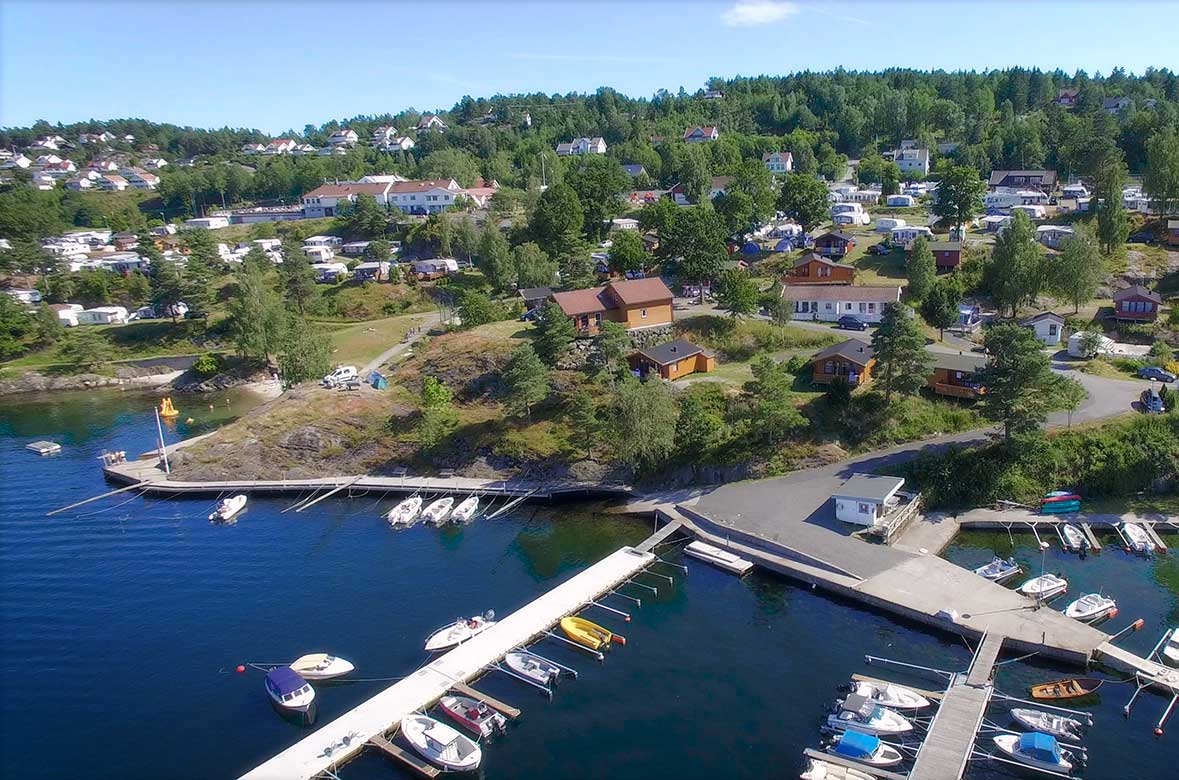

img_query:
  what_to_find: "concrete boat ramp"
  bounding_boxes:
[239,546,655,780]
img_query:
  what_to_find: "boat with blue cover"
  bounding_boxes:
[992,731,1077,773]
[264,666,317,723]
[825,729,904,767]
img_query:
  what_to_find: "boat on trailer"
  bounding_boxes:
[800,758,875,780]
[424,612,496,652]
[386,496,422,527]
[209,494,247,522]
[846,679,932,710]
[684,540,755,576]
[1064,593,1117,623]
[288,653,355,681]
[973,556,1021,583]
[1019,574,1068,600]
[422,497,455,525]
[826,694,913,736]
[504,650,560,686]
[1010,708,1085,741]
[992,732,1076,773]
[437,694,506,738]
[1061,523,1087,552]
[1122,522,1153,554]
[825,730,904,768]
[450,496,479,524]
[401,714,482,772]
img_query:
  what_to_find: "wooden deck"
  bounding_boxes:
[449,682,521,719]
[367,733,439,778]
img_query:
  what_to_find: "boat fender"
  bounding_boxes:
[236,665,246,673]
[613,634,626,646]
[1108,607,1119,620]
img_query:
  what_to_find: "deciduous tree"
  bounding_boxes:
[871,302,931,404]
[987,211,1045,317]
[906,235,936,302]
[512,242,558,289]
[1048,224,1102,313]
[1144,128,1179,215]
[776,173,829,234]
[978,323,1056,442]
[611,377,679,471]
[715,269,760,319]
[531,183,583,256]
[931,164,986,235]
[418,375,459,449]
[607,229,646,275]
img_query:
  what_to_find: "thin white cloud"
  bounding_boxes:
[508,52,670,65]
[811,5,869,26]
[722,1,799,27]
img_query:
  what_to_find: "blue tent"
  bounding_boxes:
[833,730,879,759]
[741,241,761,255]
[774,238,794,252]
[266,667,307,696]
[368,370,388,390]
[1019,732,1061,763]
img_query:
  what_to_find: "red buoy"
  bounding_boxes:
[236,665,246,673]
[613,634,627,647]
[624,615,631,622]
[1155,727,1164,736]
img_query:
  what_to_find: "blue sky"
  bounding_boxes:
[3,0,1177,134]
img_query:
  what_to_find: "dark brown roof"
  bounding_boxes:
[815,231,855,244]
[518,287,552,301]
[812,339,876,367]
[1020,311,1064,325]
[607,277,673,306]
[929,351,987,373]
[1114,285,1162,304]
[551,287,610,317]
[635,339,706,366]
[793,252,853,270]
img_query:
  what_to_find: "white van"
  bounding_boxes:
[321,365,358,388]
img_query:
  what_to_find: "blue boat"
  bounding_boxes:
[1042,501,1081,515]
[265,667,317,724]
[828,729,904,767]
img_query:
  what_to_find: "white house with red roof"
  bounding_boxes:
[683,126,719,143]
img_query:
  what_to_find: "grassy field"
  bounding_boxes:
[323,312,440,366]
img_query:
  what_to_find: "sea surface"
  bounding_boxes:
[1,390,1176,779]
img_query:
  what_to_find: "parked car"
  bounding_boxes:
[867,243,891,256]
[1128,231,1154,244]
[519,307,542,322]
[321,365,359,388]
[1137,366,1176,383]
[837,315,869,331]
[1142,386,1165,414]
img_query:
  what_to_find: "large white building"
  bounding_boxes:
[555,137,607,156]
[894,147,930,176]
[301,178,495,217]
[780,285,902,324]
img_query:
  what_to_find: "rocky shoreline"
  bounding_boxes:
[0,366,181,396]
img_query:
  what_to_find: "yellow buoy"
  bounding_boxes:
[159,397,179,417]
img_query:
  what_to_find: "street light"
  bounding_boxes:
[1036,540,1051,610]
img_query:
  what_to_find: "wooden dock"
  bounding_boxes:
[237,546,655,780]
[1079,522,1103,552]
[449,682,520,719]
[367,733,439,778]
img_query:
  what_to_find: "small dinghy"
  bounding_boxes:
[1122,522,1153,554]
[992,732,1075,773]
[560,616,614,650]
[265,667,316,722]
[1163,628,1179,667]
[848,679,932,710]
[1061,523,1087,552]
[504,650,560,686]
[401,714,482,772]
[826,694,913,736]
[1030,677,1103,700]
[450,496,479,524]
[209,494,247,522]
[973,556,1021,583]
[386,496,422,527]
[422,497,455,525]
[1064,593,1117,623]
[800,758,875,780]
[437,694,506,738]
[1019,574,1068,600]
[289,653,355,681]
[826,730,904,768]
[424,612,495,652]
[1010,708,1085,741]
[684,540,755,576]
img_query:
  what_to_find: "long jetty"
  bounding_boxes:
[238,545,655,780]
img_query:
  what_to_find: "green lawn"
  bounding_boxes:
[324,312,438,366]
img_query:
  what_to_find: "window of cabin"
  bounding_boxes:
[824,361,834,374]
[825,303,833,311]
[594,312,602,324]
[641,308,648,318]
[1048,324,1058,336]
[858,503,871,515]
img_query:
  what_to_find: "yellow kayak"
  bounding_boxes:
[560,616,613,650]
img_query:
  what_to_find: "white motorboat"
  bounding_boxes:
[1061,523,1087,552]
[1019,574,1068,600]
[438,694,506,738]
[264,667,316,720]
[401,714,482,772]
[826,694,913,736]
[992,732,1075,774]
[848,679,932,710]
[450,496,479,524]
[1010,708,1085,741]
[422,497,455,525]
[424,612,495,652]
[684,540,755,576]
[1162,628,1179,666]
[209,494,247,522]
[386,496,423,527]
[289,653,355,681]
[800,758,875,780]
[504,650,560,686]
[973,556,1021,583]
[825,730,905,768]
[1122,522,1153,554]
[1064,593,1117,623]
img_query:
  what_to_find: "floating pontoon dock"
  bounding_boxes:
[25,440,61,455]
[238,545,655,780]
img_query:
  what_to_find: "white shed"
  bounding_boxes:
[76,306,129,325]
[183,216,230,230]
[833,474,906,527]
[1022,311,1064,346]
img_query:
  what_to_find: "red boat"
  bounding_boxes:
[437,694,506,738]
[1041,493,1081,505]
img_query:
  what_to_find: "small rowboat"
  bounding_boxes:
[826,729,904,768]
[1061,523,1087,552]
[800,758,875,780]
[1030,677,1103,700]
[1041,500,1080,515]
[974,556,1021,583]
[1019,574,1068,600]
[1010,707,1085,741]
[1042,492,1081,505]
[1122,522,1153,554]
[289,653,355,681]
[450,496,479,524]
[560,616,613,650]
[401,714,482,772]
[209,494,247,522]
[386,496,422,527]
[992,732,1075,773]
[504,651,560,686]
[422,497,455,525]
[425,613,495,652]
[848,679,932,710]
[437,694,506,738]
[1064,593,1117,623]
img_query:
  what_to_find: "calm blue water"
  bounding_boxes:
[0,390,1174,779]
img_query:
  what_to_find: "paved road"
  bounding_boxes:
[360,312,442,375]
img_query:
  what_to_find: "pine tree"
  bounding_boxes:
[871,302,931,404]
[978,323,1057,442]
[281,246,317,315]
[920,280,961,341]
[533,302,575,366]
[500,344,550,420]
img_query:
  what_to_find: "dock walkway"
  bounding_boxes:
[238,546,654,780]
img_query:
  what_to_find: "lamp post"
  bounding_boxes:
[1036,540,1050,610]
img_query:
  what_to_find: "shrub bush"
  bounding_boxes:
[192,353,221,377]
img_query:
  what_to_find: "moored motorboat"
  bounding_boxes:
[401,714,482,772]
[1029,677,1103,700]
[1010,708,1085,741]
[800,758,875,780]
[1163,628,1179,667]
[973,556,1021,583]
[424,613,495,652]
[1122,522,1153,554]
[1061,523,1087,552]
[1064,593,1117,623]
[1019,574,1068,600]
[559,616,613,650]
[386,496,423,527]
[826,694,913,736]
[289,653,355,681]
[209,494,247,522]
[684,540,755,576]
[992,732,1075,773]
[422,497,455,525]
[825,730,904,768]
[504,650,560,686]
[450,496,479,524]
[264,667,316,722]
[848,679,932,710]
[437,694,506,738]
